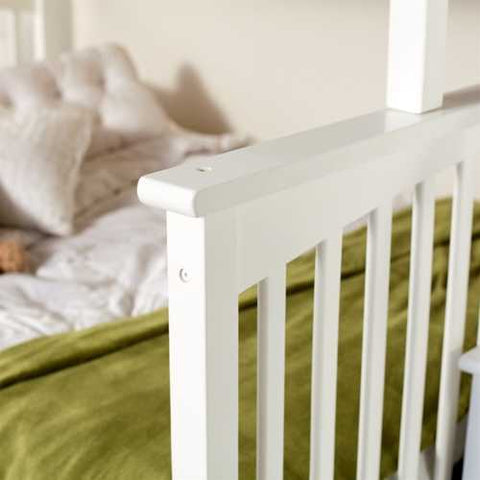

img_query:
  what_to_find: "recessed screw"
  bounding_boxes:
[179,268,190,283]
[196,166,213,173]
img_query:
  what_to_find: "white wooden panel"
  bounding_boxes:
[12,8,21,63]
[435,158,474,480]
[35,0,72,60]
[387,0,449,113]
[462,378,480,480]
[18,11,35,63]
[460,346,480,376]
[141,123,480,294]
[0,0,56,66]
[0,0,31,9]
[167,210,239,480]
[235,128,479,293]
[460,345,480,480]
[309,233,343,480]
[138,86,480,219]
[6,8,36,65]
[257,267,286,480]
[387,421,467,480]
[357,203,392,480]
[0,9,16,66]
[398,179,436,479]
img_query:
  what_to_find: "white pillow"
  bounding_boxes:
[0,110,92,236]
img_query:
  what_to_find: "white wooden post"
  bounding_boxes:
[309,233,343,480]
[397,179,435,480]
[257,268,286,480]
[167,210,239,480]
[3,8,17,66]
[138,87,480,480]
[459,346,480,480]
[357,203,392,480]
[34,0,72,60]
[387,0,449,113]
[435,158,474,480]
[12,7,22,63]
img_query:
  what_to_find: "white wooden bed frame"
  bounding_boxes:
[0,0,71,66]
[5,1,480,479]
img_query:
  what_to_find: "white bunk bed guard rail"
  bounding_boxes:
[138,85,480,480]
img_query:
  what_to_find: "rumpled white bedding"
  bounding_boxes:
[0,138,194,351]
[0,136,412,352]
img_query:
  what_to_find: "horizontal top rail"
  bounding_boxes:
[138,86,480,218]
[0,0,32,11]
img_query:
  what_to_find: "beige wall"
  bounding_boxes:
[73,0,479,140]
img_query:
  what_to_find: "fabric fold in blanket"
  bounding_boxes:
[0,198,479,479]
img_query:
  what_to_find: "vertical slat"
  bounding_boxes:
[398,179,436,479]
[435,158,474,480]
[12,9,21,64]
[3,8,17,66]
[167,210,238,480]
[257,267,287,480]
[309,232,343,480]
[387,0,449,113]
[357,203,393,480]
[35,0,72,61]
[462,375,480,480]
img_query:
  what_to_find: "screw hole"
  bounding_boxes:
[196,166,213,173]
[179,268,190,283]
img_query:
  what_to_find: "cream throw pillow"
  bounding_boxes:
[0,110,92,235]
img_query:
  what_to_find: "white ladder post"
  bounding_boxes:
[387,0,449,113]
[386,2,473,480]
[460,347,480,480]
[34,0,72,61]
[166,210,239,480]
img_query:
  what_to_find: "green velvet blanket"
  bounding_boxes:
[1,199,479,480]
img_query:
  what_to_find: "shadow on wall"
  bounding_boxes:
[149,64,233,135]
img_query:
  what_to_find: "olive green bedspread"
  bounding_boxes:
[1,199,480,480]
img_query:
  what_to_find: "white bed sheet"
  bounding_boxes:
[0,136,413,352]
[0,139,187,351]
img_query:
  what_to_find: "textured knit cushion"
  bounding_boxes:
[0,110,92,235]
[0,44,170,158]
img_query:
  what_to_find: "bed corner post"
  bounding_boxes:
[35,0,73,61]
[166,209,239,480]
[386,0,449,113]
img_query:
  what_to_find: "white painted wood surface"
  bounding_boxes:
[232,127,471,293]
[12,8,22,63]
[138,87,480,219]
[356,204,393,480]
[0,0,31,65]
[257,268,286,480]
[387,419,468,480]
[1,0,478,477]
[387,0,449,113]
[460,346,480,480]
[435,158,474,480]
[462,378,480,480]
[309,233,343,480]
[397,179,436,480]
[0,0,72,66]
[140,87,480,480]
[137,7,480,476]
[460,345,480,376]
[167,211,239,480]
[35,0,72,60]
[139,87,480,293]
[0,0,31,8]
[0,9,16,66]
